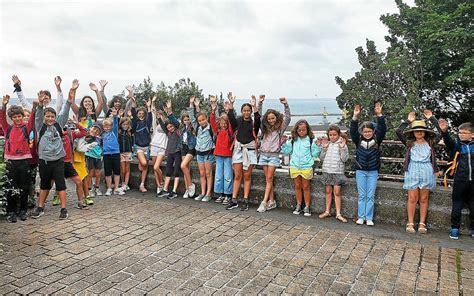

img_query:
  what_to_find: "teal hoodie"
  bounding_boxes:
[281,136,321,170]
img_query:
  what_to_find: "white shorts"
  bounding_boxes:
[232,148,257,165]
[150,145,166,157]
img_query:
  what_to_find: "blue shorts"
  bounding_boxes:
[258,154,281,167]
[197,153,215,163]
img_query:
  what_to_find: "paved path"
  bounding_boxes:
[1,190,473,295]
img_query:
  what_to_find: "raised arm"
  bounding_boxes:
[35,97,45,132]
[227,93,238,131]
[424,110,442,144]
[12,75,32,110]
[396,112,414,146]
[54,76,64,113]
[280,97,291,135]
[188,96,198,130]
[439,119,458,158]
[350,105,361,146]
[70,79,80,115]
[258,95,265,115]
[1,95,11,133]
[90,83,103,117]
[210,96,218,133]
[100,80,109,116]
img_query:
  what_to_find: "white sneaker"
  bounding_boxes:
[188,183,196,197]
[183,190,189,199]
[114,188,125,196]
[267,200,276,211]
[366,220,374,226]
[89,188,96,198]
[201,195,212,202]
[257,201,267,213]
[356,218,364,225]
[105,188,113,196]
[96,188,103,196]
[194,194,204,201]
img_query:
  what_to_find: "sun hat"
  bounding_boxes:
[403,120,435,135]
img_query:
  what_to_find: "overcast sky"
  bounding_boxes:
[0,0,410,100]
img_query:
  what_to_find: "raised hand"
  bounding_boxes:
[353,104,361,118]
[118,109,124,117]
[322,138,329,149]
[152,94,157,103]
[251,95,257,106]
[156,110,165,120]
[193,97,200,108]
[37,91,46,105]
[408,111,416,122]
[126,85,134,97]
[100,80,108,90]
[279,97,288,105]
[89,83,99,92]
[316,137,322,146]
[438,118,448,132]
[2,94,10,105]
[54,76,62,90]
[210,95,217,111]
[12,75,21,86]
[71,79,79,90]
[189,95,195,106]
[224,101,230,113]
[339,137,347,148]
[227,92,235,104]
[111,108,118,117]
[259,95,265,103]
[374,101,383,116]
[146,98,152,109]
[32,100,39,108]
[423,109,433,119]
[166,99,172,113]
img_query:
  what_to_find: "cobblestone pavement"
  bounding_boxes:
[1,190,473,295]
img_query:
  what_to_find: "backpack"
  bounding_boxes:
[39,122,63,142]
[198,125,217,143]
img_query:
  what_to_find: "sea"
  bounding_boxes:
[8,97,343,127]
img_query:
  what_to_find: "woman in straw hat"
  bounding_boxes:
[396,110,442,234]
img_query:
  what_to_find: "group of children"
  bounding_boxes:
[1,76,473,240]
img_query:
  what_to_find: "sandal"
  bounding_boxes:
[336,214,348,223]
[418,223,428,234]
[319,211,331,219]
[406,223,416,234]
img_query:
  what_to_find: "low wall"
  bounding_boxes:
[130,161,470,231]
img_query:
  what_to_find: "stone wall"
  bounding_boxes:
[129,162,470,231]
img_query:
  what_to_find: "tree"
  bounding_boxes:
[337,0,473,130]
[335,40,422,136]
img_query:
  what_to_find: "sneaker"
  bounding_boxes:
[303,207,311,217]
[188,183,196,197]
[201,195,212,202]
[366,220,374,226]
[59,208,68,220]
[356,218,364,225]
[240,200,249,211]
[449,228,459,240]
[222,196,231,205]
[257,201,267,213]
[95,188,103,196]
[31,207,45,219]
[124,185,130,191]
[156,187,164,197]
[89,187,96,198]
[19,210,28,221]
[215,195,225,203]
[226,200,239,210]
[7,212,17,223]
[114,188,125,196]
[183,190,189,199]
[75,202,89,210]
[85,196,94,205]
[194,194,205,201]
[293,204,302,215]
[158,190,169,197]
[52,195,60,206]
[105,188,113,196]
[167,191,177,199]
[267,200,277,211]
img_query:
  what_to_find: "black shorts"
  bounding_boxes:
[86,156,103,170]
[166,151,183,177]
[103,153,121,176]
[181,144,196,157]
[64,162,79,179]
[39,158,66,191]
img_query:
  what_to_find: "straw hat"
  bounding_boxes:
[403,120,435,135]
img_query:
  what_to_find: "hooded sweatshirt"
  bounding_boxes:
[281,136,321,170]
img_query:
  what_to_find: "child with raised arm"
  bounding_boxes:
[12,74,63,112]
[102,109,125,196]
[32,82,78,220]
[281,120,321,217]
[191,96,215,202]
[119,116,134,192]
[0,95,36,222]
[156,100,182,199]
[210,95,234,204]
[257,96,291,213]
[131,96,153,193]
[319,125,350,223]
[350,102,387,226]
[101,82,133,118]
[179,96,197,199]
[150,95,169,197]
[226,93,261,211]
[439,120,473,239]
[396,110,441,234]
[70,82,105,196]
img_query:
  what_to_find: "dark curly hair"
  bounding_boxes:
[7,105,24,118]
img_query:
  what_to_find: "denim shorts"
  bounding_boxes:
[258,154,281,167]
[197,153,215,163]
